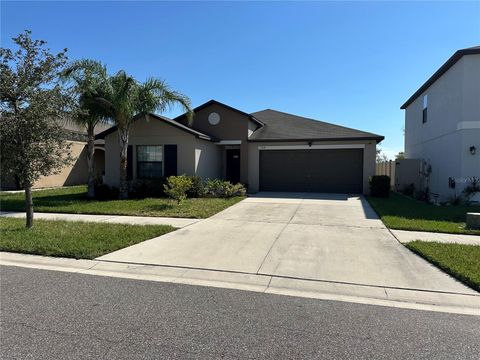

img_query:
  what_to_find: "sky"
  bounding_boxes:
[2,1,479,158]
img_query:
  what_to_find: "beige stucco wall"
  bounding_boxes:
[194,138,222,179]
[404,54,480,200]
[33,141,89,188]
[178,103,259,184]
[104,115,202,187]
[247,140,377,194]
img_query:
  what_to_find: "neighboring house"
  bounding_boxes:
[97,100,383,194]
[0,120,109,190]
[401,46,480,201]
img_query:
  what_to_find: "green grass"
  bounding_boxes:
[406,241,480,292]
[0,185,244,219]
[366,192,480,235]
[0,217,174,259]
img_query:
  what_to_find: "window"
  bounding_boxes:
[422,95,428,123]
[137,145,163,178]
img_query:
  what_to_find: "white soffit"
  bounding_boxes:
[215,140,242,145]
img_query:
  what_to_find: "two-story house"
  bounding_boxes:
[401,46,480,201]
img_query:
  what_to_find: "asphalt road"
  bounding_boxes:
[1,266,479,359]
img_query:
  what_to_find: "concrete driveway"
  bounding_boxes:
[98,193,475,294]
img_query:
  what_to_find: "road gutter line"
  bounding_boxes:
[2,253,479,316]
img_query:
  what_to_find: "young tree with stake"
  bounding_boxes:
[0,31,74,228]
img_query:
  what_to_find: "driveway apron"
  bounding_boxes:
[98,193,476,294]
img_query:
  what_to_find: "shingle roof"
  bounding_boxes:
[401,45,480,109]
[249,109,384,143]
[95,113,212,141]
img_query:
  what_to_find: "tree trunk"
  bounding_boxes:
[86,125,95,199]
[24,183,34,229]
[118,126,129,199]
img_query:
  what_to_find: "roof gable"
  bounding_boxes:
[174,99,264,127]
[249,109,384,143]
[401,46,480,109]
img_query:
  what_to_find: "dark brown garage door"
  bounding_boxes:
[259,148,363,193]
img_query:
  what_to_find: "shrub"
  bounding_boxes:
[369,175,390,198]
[203,179,246,198]
[463,178,480,201]
[163,175,193,202]
[228,183,247,197]
[402,183,415,197]
[203,179,227,198]
[129,178,166,199]
[447,194,463,206]
[94,184,119,200]
[414,190,429,202]
[186,176,204,198]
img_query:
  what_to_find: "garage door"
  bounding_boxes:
[259,148,363,193]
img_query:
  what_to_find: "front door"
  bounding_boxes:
[226,149,241,184]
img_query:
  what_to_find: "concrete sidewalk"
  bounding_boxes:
[392,229,480,246]
[1,252,479,316]
[0,211,200,228]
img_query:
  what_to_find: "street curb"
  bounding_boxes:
[1,252,479,316]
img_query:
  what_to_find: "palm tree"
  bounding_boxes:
[62,59,109,198]
[98,71,193,199]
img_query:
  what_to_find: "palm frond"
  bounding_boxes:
[106,71,138,128]
[60,59,110,129]
[61,59,107,89]
[136,77,193,125]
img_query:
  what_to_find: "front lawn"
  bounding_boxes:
[0,186,244,218]
[0,217,174,259]
[366,192,480,235]
[406,241,480,292]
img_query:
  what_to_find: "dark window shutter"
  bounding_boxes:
[164,145,177,177]
[127,145,133,180]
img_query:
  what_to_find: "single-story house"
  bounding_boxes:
[97,100,384,194]
[1,121,108,190]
